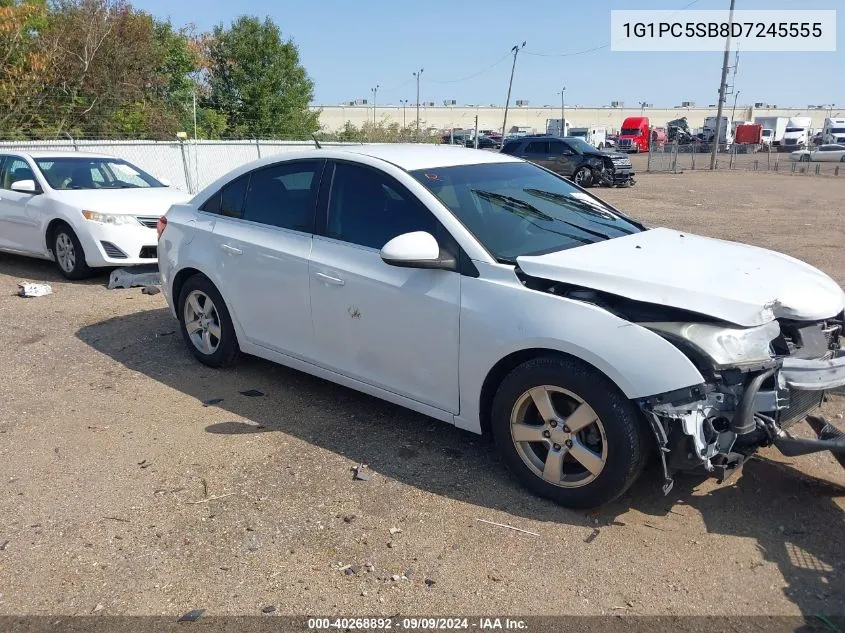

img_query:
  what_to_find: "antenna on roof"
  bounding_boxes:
[311,134,322,149]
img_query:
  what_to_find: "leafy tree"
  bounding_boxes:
[205,15,318,139]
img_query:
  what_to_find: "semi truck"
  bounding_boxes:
[545,119,570,137]
[753,116,789,148]
[822,117,845,144]
[568,126,609,149]
[781,116,812,150]
[616,117,650,152]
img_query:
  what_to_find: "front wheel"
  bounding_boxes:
[53,224,93,280]
[573,167,594,187]
[491,356,647,508]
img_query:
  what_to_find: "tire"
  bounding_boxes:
[177,274,239,368]
[491,355,648,508]
[52,224,93,280]
[573,167,594,187]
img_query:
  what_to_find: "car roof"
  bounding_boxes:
[333,143,519,170]
[8,150,117,160]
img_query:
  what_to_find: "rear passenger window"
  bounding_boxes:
[200,174,248,218]
[525,141,549,154]
[500,141,520,155]
[241,160,322,232]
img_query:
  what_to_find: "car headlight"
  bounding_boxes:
[81,210,141,226]
[642,321,780,367]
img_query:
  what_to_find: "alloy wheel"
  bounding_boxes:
[509,385,608,488]
[183,290,222,355]
[55,233,76,274]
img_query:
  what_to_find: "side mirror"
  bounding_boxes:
[380,231,455,270]
[10,179,38,194]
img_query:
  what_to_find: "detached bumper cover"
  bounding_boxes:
[780,350,845,391]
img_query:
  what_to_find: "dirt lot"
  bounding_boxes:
[0,170,843,618]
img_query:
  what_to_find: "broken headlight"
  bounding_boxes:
[643,321,780,368]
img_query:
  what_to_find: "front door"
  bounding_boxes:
[209,159,325,361]
[309,161,461,414]
[0,156,43,254]
[547,140,578,176]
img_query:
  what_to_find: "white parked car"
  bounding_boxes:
[0,151,190,278]
[790,144,845,162]
[159,145,845,508]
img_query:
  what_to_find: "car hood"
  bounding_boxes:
[516,227,845,327]
[50,187,192,216]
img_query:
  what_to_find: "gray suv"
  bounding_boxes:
[501,136,635,187]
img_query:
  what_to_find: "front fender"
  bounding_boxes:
[455,263,705,434]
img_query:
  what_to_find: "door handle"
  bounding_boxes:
[220,244,242,255]
[315,272,345,286]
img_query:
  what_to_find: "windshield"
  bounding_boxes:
[785,127,805,133]
[410,162,643,262]
[35,157,165,190]
[620,128,641,136]
[831,127,845,133]
[562,137,597,153]
[570,131,588,138]
[762,130,773,136]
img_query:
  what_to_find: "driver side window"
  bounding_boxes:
[0,157,36,190]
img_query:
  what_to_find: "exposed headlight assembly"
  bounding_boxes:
[643,321,780,367]
[81,210,141,226]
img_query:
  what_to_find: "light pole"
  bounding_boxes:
[371,84,379,127]
[400,99,408,129]
[413,68,424,141]
[828,103,836,117]
[639,101,647,114]
[558,86,566,136]
[501,42,526,141]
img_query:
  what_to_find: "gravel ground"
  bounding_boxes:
[0,170,843,618]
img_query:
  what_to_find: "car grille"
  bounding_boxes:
[783,138,798,145]
[101,241,128,259]
[136,216,160,229]
[139,246,158,259]
[617,139,631,148]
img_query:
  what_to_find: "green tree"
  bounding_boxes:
[205,15,318,139]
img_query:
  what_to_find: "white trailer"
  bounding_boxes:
[753,116,788,148]
[545,119,570,137]
[703,116,733,145]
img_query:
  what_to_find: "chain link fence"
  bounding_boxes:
[644,143,845,177]
[0,139,359,194]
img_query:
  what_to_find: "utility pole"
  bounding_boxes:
[474,114,479,149]
[501,42,526,141]
[413,69,424,141]
[730,89,741,124]
[371,84,379,127]
[558,87,566,136]
[710,0,737,169]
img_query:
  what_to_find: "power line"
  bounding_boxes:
[524,0,701,58]
[424,51,512,84]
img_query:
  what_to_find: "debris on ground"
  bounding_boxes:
[141,285,160,295]
[17,283,52,298]
[177,609,205,622]
[343,515,356,523]
[92,603,104,613]
[475,518,539,536]
[0,540,9,551]
[261,605,276,614]
[389,526,402,535]
[352,464,372,482]
[424,578,436,587]
[138,459,152,469]
[239,389,264,397]
[108,266,160,290]
[201,398,224,407]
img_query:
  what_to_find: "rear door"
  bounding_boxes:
[523,140,552,171]
[308,160,461,413]
[210,159,325,360]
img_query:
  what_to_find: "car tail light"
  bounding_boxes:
[156,216,167,239]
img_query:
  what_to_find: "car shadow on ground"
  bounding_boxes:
[0,251,111,286]
[76,307,845,617]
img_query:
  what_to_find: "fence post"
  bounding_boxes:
[647,146,651,172]
[255,138,262,158]
[836,166,840,176]
[671,143,678,173]
[178,140,193,193]
[729,144,734,169]
[691,145,695,170]
[64,132,78,151]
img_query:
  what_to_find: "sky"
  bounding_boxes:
[132,0,843,110]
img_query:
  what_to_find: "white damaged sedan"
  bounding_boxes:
[159,144,845,508]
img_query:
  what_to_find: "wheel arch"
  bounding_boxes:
[45,218,72,255]
[172,267,205,318]
[478,348,626,437]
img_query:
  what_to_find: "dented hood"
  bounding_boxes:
[516,228,845,327]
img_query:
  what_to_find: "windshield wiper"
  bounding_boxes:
[523,188,637,236]
[471,189,554,221]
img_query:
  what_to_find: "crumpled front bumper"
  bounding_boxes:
[779,349,845,392]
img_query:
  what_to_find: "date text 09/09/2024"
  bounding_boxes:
[307,617,528,630]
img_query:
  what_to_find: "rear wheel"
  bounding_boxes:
[573,167,594,187]
[491,356,647,508]
[52,224,93,280]
[177,275,239,367]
